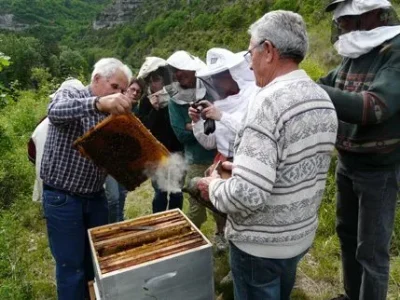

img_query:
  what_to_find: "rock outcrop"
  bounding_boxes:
[0,14,30,31]
[93,0,143,30]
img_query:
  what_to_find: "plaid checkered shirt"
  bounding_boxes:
[40,86,108,194]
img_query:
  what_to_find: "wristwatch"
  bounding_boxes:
[94,97,101,112]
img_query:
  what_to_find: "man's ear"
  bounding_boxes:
[264,41,275,63]
[93,74,101,84]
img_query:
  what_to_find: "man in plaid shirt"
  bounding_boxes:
[40,58,133,300]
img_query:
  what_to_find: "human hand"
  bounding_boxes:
[221,161,234,172]
[96,93,132,115]
[185,123,193,131]
[196,176,214,201]
[149,94,160,110]
[188,106,201,123]
[198,100,222,121]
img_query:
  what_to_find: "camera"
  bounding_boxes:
[191,100,216,135]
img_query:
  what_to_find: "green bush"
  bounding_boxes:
[193,14,214,30]
[300,58,327,81]
[219,4,246,29]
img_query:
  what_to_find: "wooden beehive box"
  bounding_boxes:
[88,209,215,300]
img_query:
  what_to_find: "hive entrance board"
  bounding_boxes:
[74,114,169,191]
[89,210,208,275]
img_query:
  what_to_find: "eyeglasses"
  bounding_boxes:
[243,40,266,64]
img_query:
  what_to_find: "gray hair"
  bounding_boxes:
[248,10,308,62]
[91,58,132,82]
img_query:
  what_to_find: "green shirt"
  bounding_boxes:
[168,100,215,165]
[319,35,400,170]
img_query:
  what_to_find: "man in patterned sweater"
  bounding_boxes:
[197,10,338,299]
[319,1,400,299]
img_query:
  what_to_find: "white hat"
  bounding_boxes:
[50,78,84,99]
[196,48,244,78]
[166,51,206,72]
[137,57,167,79]
[333,0,392,20]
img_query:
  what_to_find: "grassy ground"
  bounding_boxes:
[3,177,399,299]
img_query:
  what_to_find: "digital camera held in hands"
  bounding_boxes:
[191,100,216,135]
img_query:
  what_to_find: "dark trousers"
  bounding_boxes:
[43,187,108,300]
[151,179,183,213]
[229,242,307,300]
[336,160,399,300]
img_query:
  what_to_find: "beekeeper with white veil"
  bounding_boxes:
[138,57,171,110]
[166,51,227,252]
[319,1,400,299]
[136,57,185,214]
[189,48,256,160]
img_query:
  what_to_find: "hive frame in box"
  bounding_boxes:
[88,209,215,300]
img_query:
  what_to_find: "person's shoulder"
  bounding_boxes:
[381,34,400,56]
[53,85,87,98]
[389,34,400,46]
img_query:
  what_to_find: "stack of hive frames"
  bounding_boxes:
[88,209,214,300]
[90,209,208,274]
[74,114,170,191]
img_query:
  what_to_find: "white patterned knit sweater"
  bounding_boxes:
[209,70,338,259]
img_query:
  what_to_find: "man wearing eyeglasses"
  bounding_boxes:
[40,58,133,300]
[318,1,400,300]
[197,10,338,299]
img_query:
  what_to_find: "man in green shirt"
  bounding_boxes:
[319,1,400,299]
[166,51,226,251]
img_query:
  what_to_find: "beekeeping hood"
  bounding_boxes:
[166,51,206,105]
[50,78,84,98]
[328,0,400,45]
[195,48,255,103]
[137,57,173,93]
[137,57,168,80]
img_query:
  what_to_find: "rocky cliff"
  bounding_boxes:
[0,14,30,31]
[93,0,143,30]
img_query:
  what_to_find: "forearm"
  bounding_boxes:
[209,164,273,216]
[192,121,216,150]
[319,85,364,124]
[320,85,394,125]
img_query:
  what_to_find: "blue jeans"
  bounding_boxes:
[229,241,307,300]
[336,160,400,300]
[151,179,183,213]
[105,175,127,223]
[43,186,108,300]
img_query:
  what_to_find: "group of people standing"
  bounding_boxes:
[33,0,400,299]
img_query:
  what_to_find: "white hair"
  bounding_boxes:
[90,58,132,82]
[248,10,308,62]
